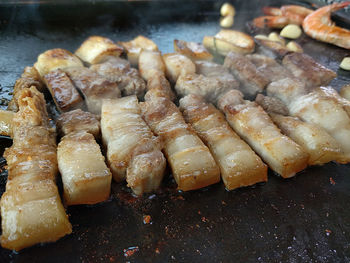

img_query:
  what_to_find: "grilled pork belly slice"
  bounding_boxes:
[139,50,165,81]
[282,52,337,88]
[163,53,196,83]
[256,94,342,165]
[315,86,350,117]
[144,71,176,101]
[218,90,309,178]
[224,52,269,98]
[175,73,233,103]
[64,67,121,115]
[101,96,165,194]
[0,110,14,136]
[174,39,213,61]
[141,92,220,191]
[288,89,350,163]
[246,54,293,82]
[34,48,83,78]
[44,69,84,112]
[118,35,159,67]
[8,66,44,112]
[58,131,112,205]
[56,109,100,138]
[254,38,291,60]
[195,60,240,90]
[1,87,71,251]
[75,36,123,65]
[90,57,146,99]
[179,94,267,190]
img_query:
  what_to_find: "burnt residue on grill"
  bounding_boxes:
[0,1,350,262]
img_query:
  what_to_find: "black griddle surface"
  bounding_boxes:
[0,1,349,262]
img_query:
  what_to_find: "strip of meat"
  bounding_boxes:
[101,96,165,195]
[34,48,83,78]
[57,131,112,205]
[64,67,121,114]
[174,39,213,61]
[282,52,337,88]
[144,71,176,101]
[175,73,233,103]
[218,90,309,178]
[138,50,165,81]
[56,109,100,139]
[254,38,291,60]
[256,94,342,165]
[8,66,44,112]
[195,60,240,90]
[75,36,123,65]
[1,87,71,251]
[162,53,196,83]
[0,110,14,137]
[43,69,85,112]
[246,54,293,82]
[141,92,220,191]
[224,52,269,98]
[90,57,146,99]
[179,94,267,190]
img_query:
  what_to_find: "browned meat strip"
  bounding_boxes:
[44,69,84,112]
[254,38,291,60]
[224,52,269,98]
[282,52,337,88]
[64,67,121,114]
[90,57,146,99]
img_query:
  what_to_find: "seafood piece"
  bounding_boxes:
[90,57,146,98]
[262,7,282,16]
[1,87,71,251]
[138,51,165,81]
[174,39,213,61]
[224,52,269,97]
[141,92,220,191]
[288,89,350,163]
[162,53,196,83]
[252,16,289,29]
[195,60,240,90]
[302,2,350,49]
[254,38,291,59]
[256,94,342,165]
[144,71,176,101]
[43,69,84,112]
[281,5,313,25]
[57,131,112,205]
[175,73,233,103]
[282,52,337,88]
[246,54,293,82]
[64,67,121,114]
[340,84,350,101]
[118,35,159,66]
[101,96,166,195]
[218,90,309,178]
[179,94,267,190]
[56,109,100,138]
[8,66,44,112]
[75,36,123,65]
[34,48,83,78]
[0,110,14,137]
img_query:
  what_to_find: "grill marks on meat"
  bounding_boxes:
[44,69,85,112]
[224,52,269,98]
[282,52,337,88]
[1,87,71,251]
[141,91,220,191]
[145,71,176,101]
[179,94,267,190]
[64,67,121,115]
[218,90,309,178]
[90,57,146,99]
[101,96,166,195]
